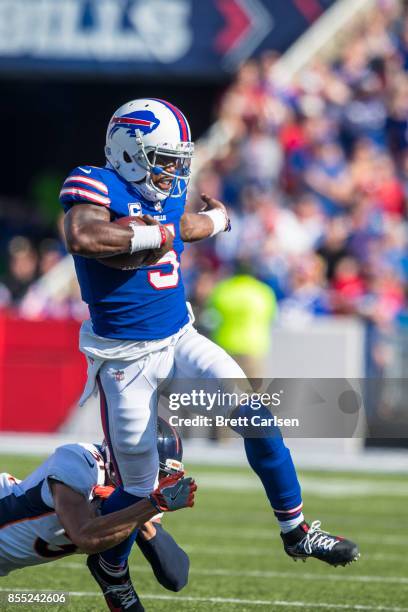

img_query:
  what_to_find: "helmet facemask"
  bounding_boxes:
[133,129,194,199]
[159,458,184,479]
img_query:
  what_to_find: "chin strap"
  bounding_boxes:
[133,177,168,203]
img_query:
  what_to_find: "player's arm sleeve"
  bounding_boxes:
[136,523,189,592]
[59,167,111,212]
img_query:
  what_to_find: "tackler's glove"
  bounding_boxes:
[149,472,197,512]
[92,485,115,500]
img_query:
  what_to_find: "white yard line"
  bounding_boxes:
[363,553,406,562]
[0,588,406,611]
[60,550,407,564]
[167,526,408,547]
[197,475,408,497]
[57,561,408,585]
[180,541,408,554]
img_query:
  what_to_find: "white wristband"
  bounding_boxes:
[199,209,227,237]
[129,224,162,253]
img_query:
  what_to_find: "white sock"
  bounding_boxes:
[279,513,305,534]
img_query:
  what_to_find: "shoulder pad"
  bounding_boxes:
[59,166,111,207]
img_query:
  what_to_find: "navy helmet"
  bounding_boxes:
[101,417,183,485]
[157,416,183,478]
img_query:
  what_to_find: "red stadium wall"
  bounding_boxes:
[0,315,86,432]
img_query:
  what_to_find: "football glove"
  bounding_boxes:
[149,472,197,512]
[92,485,115,500]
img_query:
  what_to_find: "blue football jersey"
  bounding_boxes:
[59,165,189,340]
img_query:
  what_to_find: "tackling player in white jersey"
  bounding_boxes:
[0,419,195,610]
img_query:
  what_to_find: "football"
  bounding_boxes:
[98,216,153,270]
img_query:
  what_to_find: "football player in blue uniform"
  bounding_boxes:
[60,98,359,611]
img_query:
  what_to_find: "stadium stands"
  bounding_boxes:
[1,1,408,377]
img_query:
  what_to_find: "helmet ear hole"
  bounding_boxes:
[123,151,132,163]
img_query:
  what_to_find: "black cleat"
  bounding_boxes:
[86,555,144,611]
[281,520,360,567]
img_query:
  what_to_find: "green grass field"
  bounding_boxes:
[0,454,406,612]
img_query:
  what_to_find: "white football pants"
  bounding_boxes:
[97,326,245,496]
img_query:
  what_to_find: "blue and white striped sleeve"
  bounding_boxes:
[59,166,111,210]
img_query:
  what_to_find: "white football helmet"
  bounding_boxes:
[105,98,194,202]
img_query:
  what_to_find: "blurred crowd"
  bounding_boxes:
[186,0,408,357]
[2,0,408,363]
[0,205,87,320]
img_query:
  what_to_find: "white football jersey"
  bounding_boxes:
[0,443,106,576]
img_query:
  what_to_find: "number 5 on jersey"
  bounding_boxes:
[148,224,180,290]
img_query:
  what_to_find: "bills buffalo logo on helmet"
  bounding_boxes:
[108,110,160,139]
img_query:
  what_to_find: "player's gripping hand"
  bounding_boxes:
[142,215,174,266]
[149,472,197,512]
